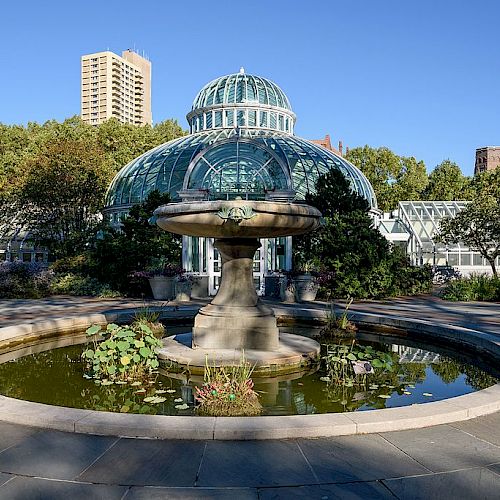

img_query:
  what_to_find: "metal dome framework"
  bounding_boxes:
[186,70,296,135]
[104,128,377,222]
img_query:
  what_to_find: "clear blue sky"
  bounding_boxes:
[1,0,498,176]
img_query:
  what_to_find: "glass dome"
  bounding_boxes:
[186,69,296,135]
[104,128,377,222]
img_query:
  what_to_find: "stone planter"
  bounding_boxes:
[148,276,176,300]
[294,273,319,302]
[189,274,209,299]
[279,278,296,303]
[175,280,192,302]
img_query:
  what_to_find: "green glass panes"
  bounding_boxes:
[186,140,290,199]
[104,129,377,215]
[192,74,293,111]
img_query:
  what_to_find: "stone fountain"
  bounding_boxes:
[154,198,322,375]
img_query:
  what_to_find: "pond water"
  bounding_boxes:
[0,331,497,416]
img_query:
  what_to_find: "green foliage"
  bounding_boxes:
[320,299,357,339]
[83,322,162,382]
[0,261,52,299]
[88,190,182,294]
[345,146,428,211]
[423,160,472,201]
[441,275,500,302]
[50,273,120,298]
[13,138,113,259]
[295,169,433,299]
[321,341,394,387]
[0,116,186,260]
[437,197,500,277]
[194,356,262,416]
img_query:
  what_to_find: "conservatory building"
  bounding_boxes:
[104,69,377,295]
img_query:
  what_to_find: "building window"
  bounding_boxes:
[259,111,268,128]
[270,112,277,129]
[248,110,257,127]
[237,110,245,127]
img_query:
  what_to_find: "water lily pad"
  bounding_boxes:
[403,391,411,395]
[101,380,113,386]
[143,396,166,404]
[115,380,127,385]
[155,389,166,394]
[130,381,142,386]
[408,384,416,389]
[369,385,379,390]
[319,376,331,382]
[134,389,146,394]
[175,403,189,410]
[378,394,391,399]
[174,398,183,403]
[423,392,433,397]
[166,389,176,394]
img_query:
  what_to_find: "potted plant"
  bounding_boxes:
[130,261,184,300]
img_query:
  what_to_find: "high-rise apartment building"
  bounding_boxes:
[475,146,500,175]
[81,49,152,126]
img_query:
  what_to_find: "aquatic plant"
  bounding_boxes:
[194,355,262,416]
[132,304,165,338]
[319,297,357,339]
[83,321,162,382]
[321,341,393,387]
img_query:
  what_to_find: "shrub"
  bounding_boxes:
[442,274,500,302]
[50,273,120,297]
[83,322,162,382]
[194,357,262,416]
[0,261,53,299]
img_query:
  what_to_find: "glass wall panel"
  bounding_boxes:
[237,110,245,127]
[205,112,213,129]
[270,112,277,129]
[260,111,268,128]
[460,253,471,266]
[225,110,234,127]
[473,254,483,266]
[278,115,284,131]
[248,110,256,126]
[215,111,222,128]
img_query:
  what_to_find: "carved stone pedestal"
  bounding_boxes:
[192,238,279,350]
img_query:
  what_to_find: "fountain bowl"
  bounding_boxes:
[154,200,322,238]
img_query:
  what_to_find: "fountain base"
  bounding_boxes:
[158,332,320,377]
[192,303,279,350]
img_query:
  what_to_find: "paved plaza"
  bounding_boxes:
[0,295,498,498]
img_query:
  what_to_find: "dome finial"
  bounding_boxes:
[239,67,245,74]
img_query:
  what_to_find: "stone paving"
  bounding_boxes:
[0,294,499,498]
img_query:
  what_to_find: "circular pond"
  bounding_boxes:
[0,329,497,416]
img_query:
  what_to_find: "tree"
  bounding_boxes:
[15,138,113,259]
[437,197,500,277]
[89,190,182,293]
[423,160,471,201]
[345,146,428,212]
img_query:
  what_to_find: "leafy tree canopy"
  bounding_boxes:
[437,196,500,277]
[423,160,472,201]
[345,146,428,212]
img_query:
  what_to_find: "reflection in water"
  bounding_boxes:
[0,337,497,416]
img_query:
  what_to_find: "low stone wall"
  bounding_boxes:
[0,305,498,440]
